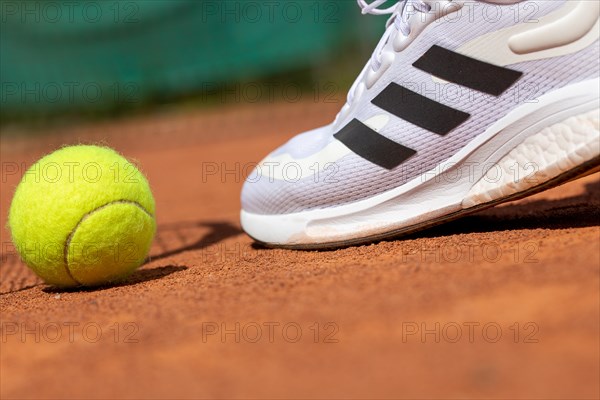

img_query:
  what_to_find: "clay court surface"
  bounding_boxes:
[1,100,599,399]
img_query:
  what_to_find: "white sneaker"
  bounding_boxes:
[241,0,600,248]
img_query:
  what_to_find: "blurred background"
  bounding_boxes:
[1,0,388,127]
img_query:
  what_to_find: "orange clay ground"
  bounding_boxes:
[1,100,599,399]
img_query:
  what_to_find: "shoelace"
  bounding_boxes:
[345,0,431,106]
[359,0,431,70]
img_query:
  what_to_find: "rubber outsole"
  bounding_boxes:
[252,156,599,250]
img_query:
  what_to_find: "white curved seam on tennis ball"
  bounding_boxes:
[63,200,153,285]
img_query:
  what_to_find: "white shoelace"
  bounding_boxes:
[345,0,431,106]
[359,0,431,70]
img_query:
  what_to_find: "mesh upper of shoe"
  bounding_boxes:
[268,125,333,159]
[242,0,599,215]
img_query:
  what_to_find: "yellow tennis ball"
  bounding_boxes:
[8,145,156,288]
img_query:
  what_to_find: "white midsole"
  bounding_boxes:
[241,78,600,246]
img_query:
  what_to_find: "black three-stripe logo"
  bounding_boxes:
[334,45,523,170]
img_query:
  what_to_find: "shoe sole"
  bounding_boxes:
[242,79,600,249]
[252,156,599,250]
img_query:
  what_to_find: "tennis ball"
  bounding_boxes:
[8,145,156,288]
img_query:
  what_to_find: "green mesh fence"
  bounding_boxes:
[1,0,385,118]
